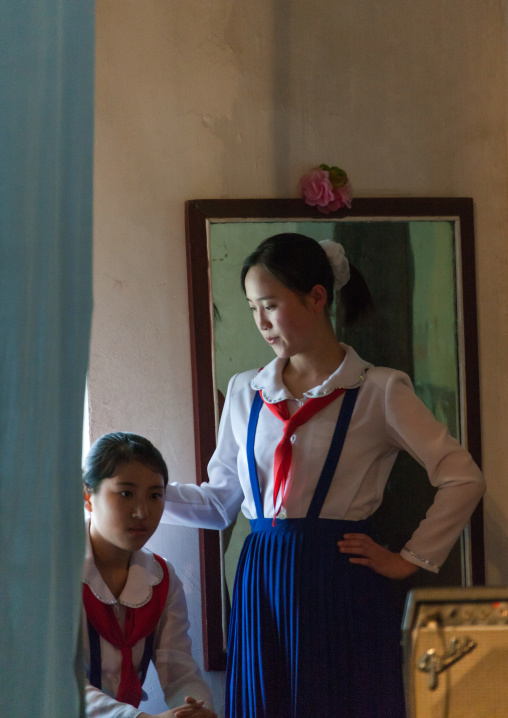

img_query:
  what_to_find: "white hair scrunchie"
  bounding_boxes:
[319,239,350,291]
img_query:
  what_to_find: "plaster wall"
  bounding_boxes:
[91,0,508,710]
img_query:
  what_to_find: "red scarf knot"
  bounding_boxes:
[83,553,169,707]
[261,386,345,524]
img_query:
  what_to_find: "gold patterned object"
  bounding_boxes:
[403,587,508,717]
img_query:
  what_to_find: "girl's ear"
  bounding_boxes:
[84,488,92,513]
[308,284,328,312]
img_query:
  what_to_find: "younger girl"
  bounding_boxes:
[162,233,485,718]
[81,432,216,718]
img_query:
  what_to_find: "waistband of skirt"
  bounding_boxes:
[249,516,373,534]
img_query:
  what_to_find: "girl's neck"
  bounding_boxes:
[282,339,346,399]
[89,532,132,599]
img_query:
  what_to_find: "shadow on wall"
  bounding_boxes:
[483,495,508,585]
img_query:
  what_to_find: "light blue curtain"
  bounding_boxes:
[0,3,94,717]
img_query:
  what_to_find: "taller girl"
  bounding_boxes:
[163,233,485,718]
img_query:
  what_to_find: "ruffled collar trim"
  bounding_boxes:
[82,521,164,608]
[250,343,372,404]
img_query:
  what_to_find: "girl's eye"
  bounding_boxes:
[119,490,133,498]
[152,492,163,500]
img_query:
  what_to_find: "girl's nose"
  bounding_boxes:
[132,501,148,519]
[258,311,271,330]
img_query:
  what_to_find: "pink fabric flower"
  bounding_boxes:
[300,166,353,213]
[300,170,335,208]
[318,182,353,214]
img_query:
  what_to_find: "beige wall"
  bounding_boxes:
[91,0,508,702]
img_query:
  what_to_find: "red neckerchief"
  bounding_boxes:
[261,387,345,524]
[82,553,169,707]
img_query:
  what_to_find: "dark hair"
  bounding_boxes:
[241,233,373,326]
[83,432,169,491]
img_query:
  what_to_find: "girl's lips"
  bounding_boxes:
[128,527,148,535]
[265,336,277,344]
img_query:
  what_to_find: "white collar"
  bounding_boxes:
[82,520,164,608]
[250,343,372,404]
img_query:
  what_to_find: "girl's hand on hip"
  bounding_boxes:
[338,533,419,579]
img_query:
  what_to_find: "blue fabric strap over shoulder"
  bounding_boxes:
[87,619,102,689]
[246,390,264,519]
[306,386,360,518]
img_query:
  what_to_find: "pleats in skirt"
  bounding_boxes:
[225,517,406,718]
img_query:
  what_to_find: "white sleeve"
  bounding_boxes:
[383,370,485,573]
[84,682,141,718]
[162,374,245,529]
[153,562,214,710]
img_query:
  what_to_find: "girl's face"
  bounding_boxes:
[244,264,323,360]
[86,460,165,559]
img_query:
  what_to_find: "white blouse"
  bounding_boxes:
[81,528,213,718]
[162,345,485,573]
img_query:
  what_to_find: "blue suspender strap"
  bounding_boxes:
[306,387,360,519]
[246,390,265,519]
[88,618,154,693]
[87,619,102,689]
[139,631,154,687]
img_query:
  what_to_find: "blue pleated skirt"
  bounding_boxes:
[226,517,406,718]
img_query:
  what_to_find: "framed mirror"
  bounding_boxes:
[185,197,484,670]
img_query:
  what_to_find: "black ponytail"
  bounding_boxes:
[340,263,374,326]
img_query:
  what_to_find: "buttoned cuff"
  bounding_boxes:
[401,546,440,574]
